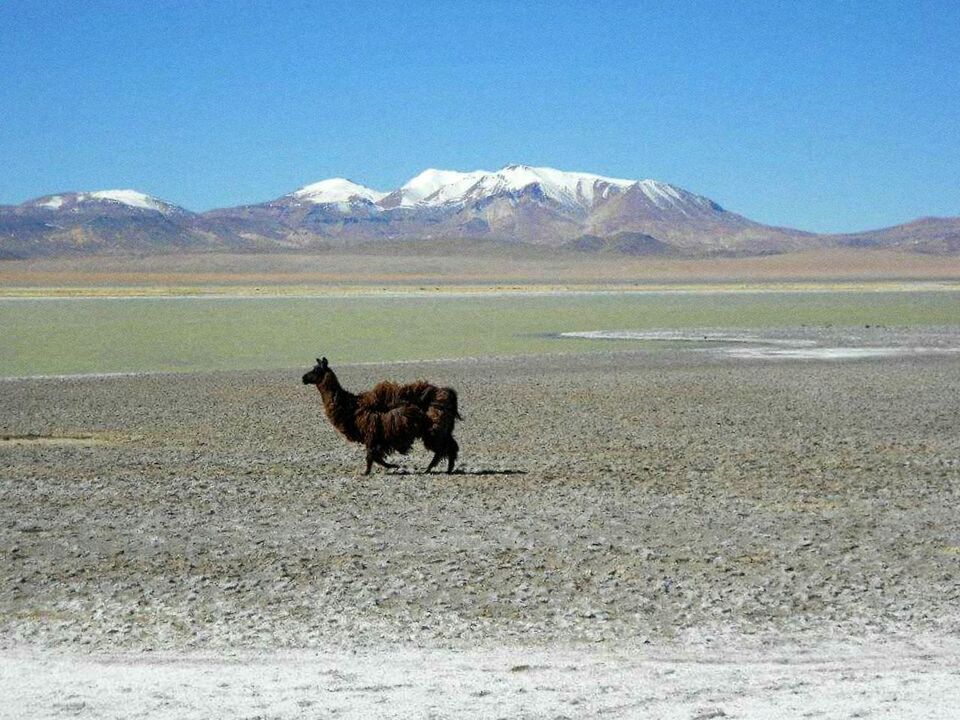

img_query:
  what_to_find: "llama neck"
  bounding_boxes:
[317,370,352,402]
[316,371,360,441]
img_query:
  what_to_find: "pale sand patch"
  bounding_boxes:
[560,330,818,346]
[3,641,959,720]
[560,329,960,361]
[721,346,960,360]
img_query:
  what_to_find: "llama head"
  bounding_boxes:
[302,356,330,385]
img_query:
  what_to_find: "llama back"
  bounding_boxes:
[366,380,461,418]
[361,381,405,411]
[355,402,426,456]
[355,378,461,450]
[396,380,435,408]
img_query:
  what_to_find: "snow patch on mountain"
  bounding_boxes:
[27,190,181,214]
[85,190,177,213]
[291,178,387,206]
[634,180,717,213]
[395,165,657,212]
[396,169,489,207]
[485,165,636,208]
[36,196,65,209]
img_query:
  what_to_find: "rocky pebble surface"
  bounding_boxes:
[5,332,960,718]
[2,334,959,654]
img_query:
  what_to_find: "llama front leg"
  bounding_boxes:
[425,452,443,473]
[365,445,398,473]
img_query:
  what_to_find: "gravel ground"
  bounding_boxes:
[2,333,960,715]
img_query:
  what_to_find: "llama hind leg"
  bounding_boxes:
[446,437,459,474]
[364,450,374,475]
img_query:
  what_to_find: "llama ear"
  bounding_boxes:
[316,357,323,365]
[320,357,328,369]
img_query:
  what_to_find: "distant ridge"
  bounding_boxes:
[2,166,958,258]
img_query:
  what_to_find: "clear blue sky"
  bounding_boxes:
[1,1,957,232]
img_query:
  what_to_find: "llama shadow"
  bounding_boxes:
[386,468,527,476]
[449,468,527,476]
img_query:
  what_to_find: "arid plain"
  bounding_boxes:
[3,247,960,293]
[2,250,960,718]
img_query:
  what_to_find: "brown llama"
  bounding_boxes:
[302,357,462,475]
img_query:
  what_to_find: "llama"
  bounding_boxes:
[301,357,462,475]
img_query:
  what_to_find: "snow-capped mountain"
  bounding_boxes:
[206,164,768,250]
[0,169,819,256]
[354,164,781,249]
[288,179,387,208]
[3,167,957,257]
[383,169,488,208]
[383,165,645,213]
[1,189,213,257]
[24,190,187,216]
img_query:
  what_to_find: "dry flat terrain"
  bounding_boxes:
[3,248,960,293]
[2,334,960,716]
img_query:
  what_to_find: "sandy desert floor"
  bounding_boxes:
[2,332,959,717]
[3,248,960,294]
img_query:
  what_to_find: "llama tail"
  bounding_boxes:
[448,388,463,421]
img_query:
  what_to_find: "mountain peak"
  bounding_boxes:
[88,190,178,212]
[290,178,386,205]
[393,165,639,211]
[395,168,489,207]
[26,189,183,214]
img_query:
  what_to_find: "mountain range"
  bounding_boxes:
[1,165,957,258]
